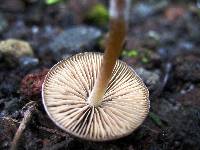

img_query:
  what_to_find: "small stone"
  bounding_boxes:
[0,111,6,118]
[143,30,160,49]
[49,26,102,60]
[31,25,39,34]
[131,1,168,23]
[135,67,160,91]
[19,56,39,70]
[177,41,194,51]
[0,39,34,67]
[165,6,185,21]
[20,69,49,98]
[133,3,154,18]
[147,30,160,41]
[174,53,200,81]
[0,14,8,34]
[0,39,33,57]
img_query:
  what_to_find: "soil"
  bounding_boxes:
[0,0,200,150]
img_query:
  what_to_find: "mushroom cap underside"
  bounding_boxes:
[42,52,149,141]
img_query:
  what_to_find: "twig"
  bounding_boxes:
[151,62,172,99]
[10,101,37,150]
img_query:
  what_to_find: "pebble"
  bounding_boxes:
[0,111,6,117]
[20,69,49,98]
[131,1,168,23]
[19,56,39,70]
[49,26,102,60]
[0,39,33,57]
[0,39,34,67]
[135,67,160,91]
[147,30,160,41]
[133,3,154,18]
[177,41,194,51]
[31,25,39,34]
[164,6,185,21]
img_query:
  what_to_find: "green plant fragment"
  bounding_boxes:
[149,112,163,127]
[128,49,139,57]
[45,0,63,5]
[87,3,109,25]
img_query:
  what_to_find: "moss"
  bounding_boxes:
[45,0,64,5]
[86,3,109,26]
[141,56,149,64]
[122,49,139,58]
[122,49,152,64]
[128,49,139,57]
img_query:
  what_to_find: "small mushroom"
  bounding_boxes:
[42,0,149,141]
[42,52,149,141]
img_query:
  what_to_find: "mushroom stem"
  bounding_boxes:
[88,0,130,107]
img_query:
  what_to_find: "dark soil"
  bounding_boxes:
[0,0,200,150]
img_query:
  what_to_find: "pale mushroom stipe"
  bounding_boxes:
[42,0,150,141]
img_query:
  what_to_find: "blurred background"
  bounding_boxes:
[0,0,200,149]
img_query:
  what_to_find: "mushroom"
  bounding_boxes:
[42,0,149,141]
